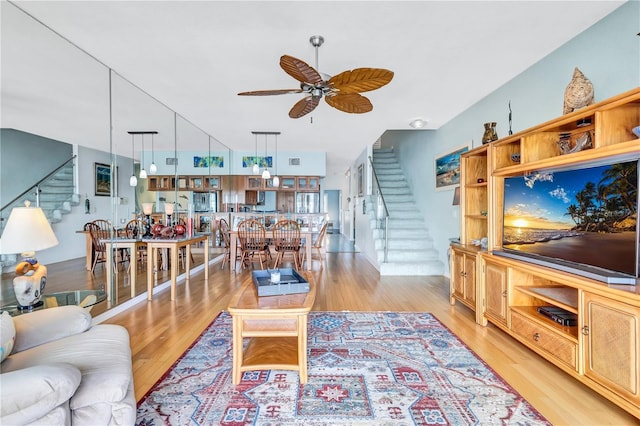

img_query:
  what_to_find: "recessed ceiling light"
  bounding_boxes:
[409,118,427,129]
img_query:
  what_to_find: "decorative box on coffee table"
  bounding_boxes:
[251,268,310,296]
[227,271,316,385]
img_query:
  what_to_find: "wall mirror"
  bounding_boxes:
[1,1,231,313]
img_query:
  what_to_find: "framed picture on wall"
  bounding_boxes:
[94,162,113,196]
[434,143,471,190]
[357,163,364,196]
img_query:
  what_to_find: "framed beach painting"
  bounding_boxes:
[94,162,113,196]
[434,143,471,190]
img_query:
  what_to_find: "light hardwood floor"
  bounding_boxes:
[5,249,639,424]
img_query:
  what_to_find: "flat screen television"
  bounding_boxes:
[495,157,639,285]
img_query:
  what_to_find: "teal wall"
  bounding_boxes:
[0,129,73,207]
[383,1,640,274]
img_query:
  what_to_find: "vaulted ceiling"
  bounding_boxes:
[3,1,625,177]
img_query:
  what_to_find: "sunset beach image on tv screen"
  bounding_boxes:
[502,160,638,277]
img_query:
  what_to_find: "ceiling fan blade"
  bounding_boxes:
[237,89,303,96]
[328,68,394,94]
[280,55,323,85]
[325,93,373,114]
[289,96,320,119]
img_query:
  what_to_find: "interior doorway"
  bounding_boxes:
[324,189,341,234]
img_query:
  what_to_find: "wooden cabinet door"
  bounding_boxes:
[206,177,220,189]
[148,176,160,190]
[484,260,508,326]
[280,177,296,190]
[245,190,258,205]
[583,292,640,405]
[308,177,319,190]
[246,177,263,189]
[297,177,309,189]
[450,250,465,302]
[277,192,295,213]
[463,254,476,305]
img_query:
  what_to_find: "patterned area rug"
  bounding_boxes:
[137,312,549,425]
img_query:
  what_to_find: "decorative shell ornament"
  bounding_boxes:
[563,67,594,114]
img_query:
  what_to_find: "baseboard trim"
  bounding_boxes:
[92,254,224,325]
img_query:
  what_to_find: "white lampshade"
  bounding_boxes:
[252,163,260,174]
[272,175,280,186]
[262,169,271,179]
[0,204,59,255]
[142,202,154,215]
[164,202,175,215]
[129,174,137,187]
[139,168,148,179]
[149,162,157,174]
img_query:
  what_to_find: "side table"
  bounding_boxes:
[227,273,316,385]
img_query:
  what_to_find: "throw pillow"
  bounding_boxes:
[0,311,16,362]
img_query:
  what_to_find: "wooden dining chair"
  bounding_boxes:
[88,223,127,274]
[237,219,271,270]
[301,221,328,268]
[125,219,147,268]
[272,219,302,270]
[91,219,112,231]
[219,218,234,270]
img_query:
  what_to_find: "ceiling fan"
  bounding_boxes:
[238,35,394,119]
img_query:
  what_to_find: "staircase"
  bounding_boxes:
[0,157,80,235]
[369,148,444,276]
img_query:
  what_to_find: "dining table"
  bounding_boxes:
[103,233,210,302]
[143,233,210,301]
[228,229,314,273]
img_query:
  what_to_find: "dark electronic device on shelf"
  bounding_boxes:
[536,306,577,326]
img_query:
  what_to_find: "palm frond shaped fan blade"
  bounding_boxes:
[289,96,320,118]
[238,89,303,96]
[325,93,373,114]
[280,55,323,85]
[328,68,394,94]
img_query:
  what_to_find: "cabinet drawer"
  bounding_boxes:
[511,310,578,370]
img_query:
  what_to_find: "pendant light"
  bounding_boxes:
[252,132,260,174]
[139,134,147,179]
[128,132,137,187]
[261,134,271,179]
[149,132,157,174]
[272,133,280,187]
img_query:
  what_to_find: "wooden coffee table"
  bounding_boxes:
[227,273,316,385]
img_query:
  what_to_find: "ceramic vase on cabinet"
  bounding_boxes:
[482,122,498,144]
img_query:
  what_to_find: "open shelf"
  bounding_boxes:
[515,286,578,313]
[242,336,300,369]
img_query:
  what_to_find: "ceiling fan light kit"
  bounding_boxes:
[238,36,394,119]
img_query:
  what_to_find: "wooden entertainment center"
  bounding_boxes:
[450,87,640,417]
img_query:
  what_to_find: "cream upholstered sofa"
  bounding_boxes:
[0,305,136,425]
